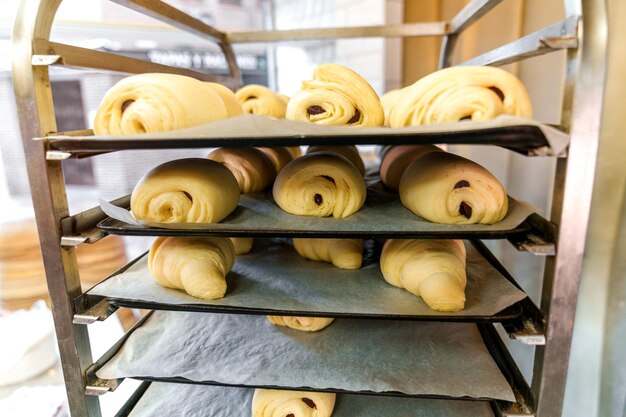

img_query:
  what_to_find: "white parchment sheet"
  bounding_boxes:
[97,311,515,401]
[89,241,527,318]
[129,383,495,417]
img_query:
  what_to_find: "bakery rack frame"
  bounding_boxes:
[11,0,606,417]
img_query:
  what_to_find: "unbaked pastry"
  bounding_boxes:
[229,237,253,255]
[388,66,532,127]
[380,239,467,312]
[286,63,384,127]
[256,147,295,172]
[293,238,363,270]
[267,316,335,332]
[380,88,403,126]
[93,73,229,135]
[273,153,366,219]
[131,158,240,223]
[379,144,442,191]
[399,152,508,224]
[286,146,303,158]
[206,82,244,117]
[236,84,288,118]
[252,389,336,417]
[307,145,365,176]
[148,236,235,300]
[208,147,277,193]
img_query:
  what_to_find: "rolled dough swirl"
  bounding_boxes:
[252,389,336,417]
[293,238,363,270]
[267,316,335,332]
[236,84,288,118]
[208,148,277,193]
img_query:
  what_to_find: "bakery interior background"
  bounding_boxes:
[0,1,624,417]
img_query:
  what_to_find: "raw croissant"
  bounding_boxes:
[273,153,367,219]
[252,389,336,417]
[380,88,403,126]
[380,239,467,312]
[267,316,335,332]
[206,82,243,117]
[208,148,277,193]
[131,158,240,223]
[307,145,365,176]
[399,152,508,224]
[286,63,384,127]
[379,145,442,191]
[229,237,254,255]
[388,66,532,127]
[293,238,363,270]
[256,147,295,172]
[93,73,229,135]
[286,146,303,158]
[236,84,288,118]
[148,236,235,300]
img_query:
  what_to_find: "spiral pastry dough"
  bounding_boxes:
[236,84,288,118]
[206,82,243,117]
[286,63,384,127]
[380,239,467,312]
[252,389,336,417]
[388,66,532,127]
[380,88,403,126]
[148,236,235,300]
[379,145,442,191]
[131,158,240,223]
[267,316,335,332]
[208,148,277,193]
[256,147,295,172]
[93,73,229,135]
[293,238,363,270]
[273,153,366,219]
[307,145,365,176]
[399,152,508,224]
[229,237,254,255]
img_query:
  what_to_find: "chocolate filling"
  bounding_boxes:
[314,193,323,205]
[121,99,135,112]
[321,175,336,184]
[454,180,470,189]
[183,191,193,202]
[286,414,295,417]
[307,105,326,115]
[301,398,317,409]
[347,109,361,124]
[459,115,472,121]
[246,95,257,100]
[459,202,472,219]
[488,86,505,102]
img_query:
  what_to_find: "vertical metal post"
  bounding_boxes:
[12,0,101,416]
[531,1,607,416]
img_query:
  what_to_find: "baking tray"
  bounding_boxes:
[97,187,539,239]
[122,382,496,417]
[42,115,569,158]
[95,312,516,401]
[85,240,527,321]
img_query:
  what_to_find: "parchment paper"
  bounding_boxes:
[129,383,495,417]
[48,114,568,156]
[88,241,526,318]
[96,311,515,401]
[99,188,538,236]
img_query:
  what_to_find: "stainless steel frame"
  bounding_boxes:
[11,0,607,416]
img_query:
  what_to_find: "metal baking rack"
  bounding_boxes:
[12,0,606,416]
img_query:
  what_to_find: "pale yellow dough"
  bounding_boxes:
[380,88,403,126]
[380,239,467,312]
[93,73,229,135]
[286,63,384,127]
[206,82,244,117]
[131,158,240,223]
[148,236,235,300]
[293,238,363,270]
[399,152,508,224]
[256,147,295,172]
[273,153,366,219]
[388,66,532,127]
[252,389,336,417]
[379,145,442,191]
[208,148,277,193]
[267,316,335,332]
[236,84,288,118]
[229,237,254,255]
[307,145,365,176]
